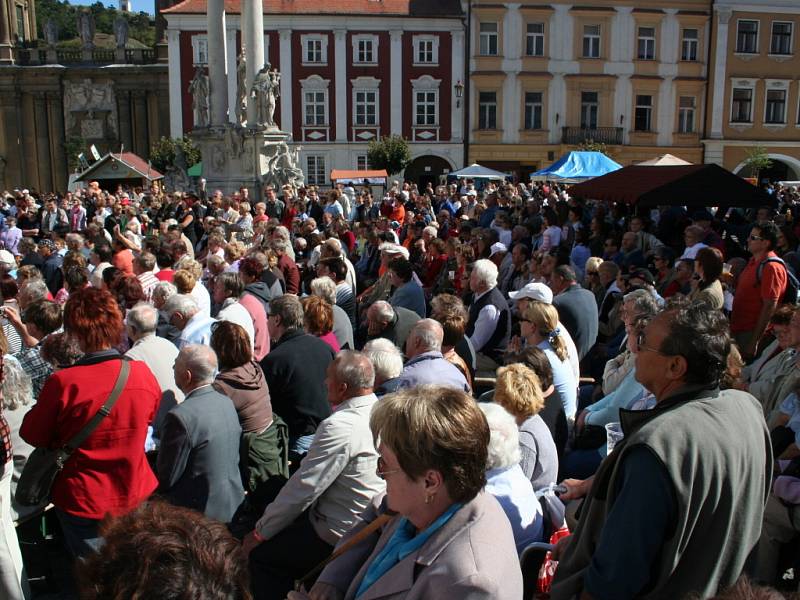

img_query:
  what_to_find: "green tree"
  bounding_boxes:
[35,0,154,46]
[367,135,411,176]
[743,145,773,181]
[577,139,609,155]
[149,137,201,173]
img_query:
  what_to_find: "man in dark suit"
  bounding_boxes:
[260,294,335,464]
[551,265,599,360]
[157,344,244,523]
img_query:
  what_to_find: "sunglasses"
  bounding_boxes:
[748,234,764,241]
[376,456,401,480]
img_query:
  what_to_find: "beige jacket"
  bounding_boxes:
[317,491,523,600]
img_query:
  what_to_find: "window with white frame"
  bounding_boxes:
[191,35,208,65]
[770,22,793,55]
[678,96,696,133]
[736,20,759,53]
[356,155,370,170]
[300,76,330,128]
[413,35,439,65]
[479,22,499,56]
[731,87,753,122]
[634,95,653,131]
[765,89,787,123]
[583,24,601,58]
[302,34,328,64]
[681,28,698,61]
[478,91,497,129]
[354,89,378,126]
[353,35,378,64]
[524,92,543,130]
[581,91,598,129]
[303,90,327,126]
[526,23,545,57]
[637,26,656,60]
[306,155,326,186]
[414,91,438,126]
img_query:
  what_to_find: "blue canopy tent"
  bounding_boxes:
[531,151,622,182]
[450,163,510,180]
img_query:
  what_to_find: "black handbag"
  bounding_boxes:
[15,360,130,507]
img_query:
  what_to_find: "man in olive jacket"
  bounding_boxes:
[552,304,771,600]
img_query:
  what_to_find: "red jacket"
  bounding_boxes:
[20,356,161,519]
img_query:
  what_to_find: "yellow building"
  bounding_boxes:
[704,1,800,182]
[467,0,711,179]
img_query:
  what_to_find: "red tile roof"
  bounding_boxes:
[163,0,462,17]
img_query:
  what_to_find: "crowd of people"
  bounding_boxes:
[0,177,797,599]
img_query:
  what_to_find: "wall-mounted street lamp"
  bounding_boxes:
[454,80,464,108]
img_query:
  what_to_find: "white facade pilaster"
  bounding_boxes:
[226,26,237,123]
[613,74,631,145]
[243,0,265,125]
[206,0,228,125]
[501,3,521,144]
[334,29,348,142]
[548,74,566,144]
[167,28,183,138]
[710,7,732,139]
[390,30,403,136]
[657,77,675,146]
[451,30,464,143]
[279,29,292,133]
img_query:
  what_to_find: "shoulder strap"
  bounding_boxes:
[64,359,130,453]
[756,256,785,283]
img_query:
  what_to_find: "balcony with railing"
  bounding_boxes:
[14,46,158,66]
[561,127,623,146]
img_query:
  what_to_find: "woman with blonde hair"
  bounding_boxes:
[494,363,558,490]
[519,301,577,420]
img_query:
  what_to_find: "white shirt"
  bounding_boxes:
[217,299,255,352]
[191,281,211,318]
[469,288,501,353]
[679,242,708,261]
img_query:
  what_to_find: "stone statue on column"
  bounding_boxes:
[188,67,210,128]
[44,19,58,48]
[235,52,247,125]
[114,16,129,49]
[251,63,280,129]
[77,11,95,50]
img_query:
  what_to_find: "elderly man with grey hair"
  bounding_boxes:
[467,258,512,371]
[152,281,181,346]
[162,293,216,348]
[363,337,404,396]
[310,276,354,350]
[395,319,469,392]
[363,299,420,351]
[244,351,385,600]
[157,344,244,522]
[125,302,184,446]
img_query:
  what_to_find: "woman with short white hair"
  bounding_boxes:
[479,402,544,554]
[362,337,404,396]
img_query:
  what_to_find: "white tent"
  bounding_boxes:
[636,154,692,166]
[450,163,509,180]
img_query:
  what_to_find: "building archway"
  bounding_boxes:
[733,153,800,182]
[403,154,454,190]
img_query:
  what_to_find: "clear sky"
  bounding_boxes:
[72,0,155,16]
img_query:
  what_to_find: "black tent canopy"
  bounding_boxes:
[568,163,772,208]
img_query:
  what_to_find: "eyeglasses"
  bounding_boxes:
[518,317,531,323]
[636,331,667,355]
[748,234,764,241]
[376,456,401,480]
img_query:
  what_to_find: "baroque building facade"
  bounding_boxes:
[164,0,466,188]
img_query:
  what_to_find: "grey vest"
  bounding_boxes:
[552,386,772,599]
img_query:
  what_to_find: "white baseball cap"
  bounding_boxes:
[0,250,15,269]
[508,282,553,304]
[489,242,508,257]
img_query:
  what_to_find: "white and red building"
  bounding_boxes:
[163,0,465,187]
